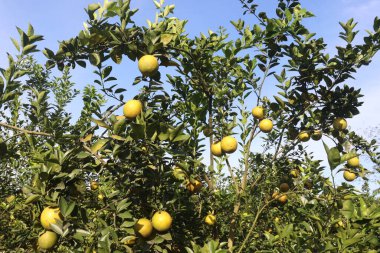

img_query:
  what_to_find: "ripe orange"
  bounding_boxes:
[333,117,347,131]
[290,169,300,178]
[278,194,288,204]
[272,191,279,199]
[152,211,172,232]
[40,207,63,230]
[38,231,58,250]
[138,55,159,77]
[311,130,322,141]
[90,181,99,190]
[211,142,223,157]
[347,156,359,168]
[204,214,216,225]
[279,183,290,192]
[134,218,153,238]
[123,100,142,120]
[259,119,273,133]
[298,131,310,142]
[252,106,264,119]
[186,180,202,193]
[343,170,356,182]
[221,136,238,154]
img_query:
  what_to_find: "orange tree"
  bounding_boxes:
[1,0,380,252]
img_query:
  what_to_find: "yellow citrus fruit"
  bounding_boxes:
[252,106,264,119]
[211,142,223,157]
[274,217,280,223]
[290,169,300,178]
[123,100,143,120]
[204,214,216,226]
[40,207,63,230]
[343,170,356,182]
[259,119,273,133]
[333,117,347,131]
[152,211,172,232]
[38,231,58,250]
[186,180,202,193]
[138,55,159,77]
[134,218,153,238]
[279,183,290,192]
[98,194,104,201]
[90,181,99,190]
[347,157,359,168]
[278,194,288,204]
[272,191,279,199]
[221,136,238,154]
[311,130,322,141]
[298,131,310,142]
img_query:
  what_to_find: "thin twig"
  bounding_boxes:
[226,158,239,193]
[0,122,52,136]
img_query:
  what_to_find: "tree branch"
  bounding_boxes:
[0,122,52,136]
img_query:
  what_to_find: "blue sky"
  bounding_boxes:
[0,0,379,189]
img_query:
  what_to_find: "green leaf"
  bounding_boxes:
[117,199,131,212]
[358,198,368,217]
[22,44,37,55]
[59,197,76,218]
[173,134,190,142]
[340,152,357,163]
[91,139,109,153]
[341,199,354,219]
[118,211,132,219]
[158,232,172,241]
[279,224,293,239]
[161,34,174,46]
[88,3,101,12]
[110,48,123,64]
[91,118,110,129]
[102,66,112,79]
[0,76,4,96]
[25,194,40,204]
[10,38,20,52]
[274,95,285,108]
[50,223,63,235]
[323,142,341,169]
[328,147,341,169]
[27,23,34,36]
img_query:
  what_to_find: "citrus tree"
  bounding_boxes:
[1,0,380,252]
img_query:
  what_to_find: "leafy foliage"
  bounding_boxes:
[0,0,380,252]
